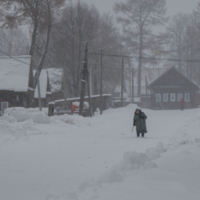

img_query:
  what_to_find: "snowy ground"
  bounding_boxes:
[0,105,200,200]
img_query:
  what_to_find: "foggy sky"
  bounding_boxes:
[83,0,200,17]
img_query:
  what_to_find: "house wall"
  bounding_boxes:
[150,88,197,110]
[194,93,200,106]
[0,91,31,110]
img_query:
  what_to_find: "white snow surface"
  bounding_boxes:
[0,104,200,200]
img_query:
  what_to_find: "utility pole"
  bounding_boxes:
[129,60,131,103]
[90,67,92,96]
[79,42,88,116]
[121,58,124,107]
[145,75,148,98]
[132,68,134,104]
[87,55,92,117]
[145,75,148,107]
[63,54,67,110]
[100,48,103,114]
[36,66,42,111]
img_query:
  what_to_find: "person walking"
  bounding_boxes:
[133,108,147,137]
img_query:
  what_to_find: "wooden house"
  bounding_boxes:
[112,67,168,108]
[0,55,34,113]
[148,67,199,109]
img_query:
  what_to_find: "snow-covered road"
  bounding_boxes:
[0,105,200,200]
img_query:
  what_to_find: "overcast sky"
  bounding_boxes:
[83,0,200,17]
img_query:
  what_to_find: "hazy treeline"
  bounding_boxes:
[165,5,200,85]
[0,0,200,97]
[46,1,124,97]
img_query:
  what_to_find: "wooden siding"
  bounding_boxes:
[0,90,33,109]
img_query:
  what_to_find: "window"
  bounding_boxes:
[155,93,161,102]
[163,93,168,102]
[177,93,183,102]
[170,93,176,102]
[185,93,190,102]
[16,95,19,101]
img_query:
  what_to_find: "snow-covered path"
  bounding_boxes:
[0,105,200,200]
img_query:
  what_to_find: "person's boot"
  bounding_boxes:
[137,133,140,137]
[142,133,144,137]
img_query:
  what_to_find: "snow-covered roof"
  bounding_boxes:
[54,94,111,103]
[47,68,63,92]
[34,70,51,98]
[0,55,31,92]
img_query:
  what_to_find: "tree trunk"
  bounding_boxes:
[79,42,88,116]
[37,14,52,75]
[137,28,143,96]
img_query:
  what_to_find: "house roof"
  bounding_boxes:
[0,55,31,92]
[148,67,199,90]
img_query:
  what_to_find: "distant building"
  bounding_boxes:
[148,67,199,109]
[0,56,34,113]
[112,67,168,107]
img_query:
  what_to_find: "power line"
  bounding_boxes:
[0,49,30,65]
[89,52,200,63]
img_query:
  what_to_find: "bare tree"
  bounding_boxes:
[114,0,168,95]
[0,0,65,75]
[0,28,29,56]
[48,0,100,97]
[166,11,200,83]
[47,0,124,98]
[167,13,188,71]
[90,13,125,95]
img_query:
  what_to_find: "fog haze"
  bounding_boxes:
[83,0,200,17]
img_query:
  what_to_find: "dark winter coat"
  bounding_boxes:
[133,110,147,134]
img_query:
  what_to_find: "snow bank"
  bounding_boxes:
[51,114,92,127]
[195,138,200,143]
[2,107,50,123]
[0,119,26,136]
[99,169,124,183]
[45,191,80,200]
[1,106,95,127]
[0,107,50,143]
[2,107,93,126]
[0,118,44,145]
[98,143,165,184]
